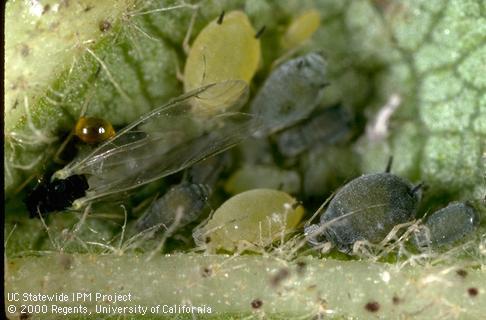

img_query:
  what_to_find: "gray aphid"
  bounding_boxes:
[414,202,480,248]
[251,52,328,136]
[276,104,352,157]
[136,182,211,233]
[305,172,420,253]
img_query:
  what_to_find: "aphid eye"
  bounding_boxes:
[74,116,115,144]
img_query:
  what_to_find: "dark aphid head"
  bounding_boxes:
[74,116,115,144]
[25,175,89,218]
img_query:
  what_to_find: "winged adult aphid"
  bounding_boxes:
[26,80,255,216]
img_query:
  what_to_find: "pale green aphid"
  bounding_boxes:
[282,9,321,50]
[193,189,304,252]
[224,165,300,195]
[184,10,261,113]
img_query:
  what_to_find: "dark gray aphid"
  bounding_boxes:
[135,182,211,233]
[414,202,480,248]
[186,153,229,189]
[251,52,328,136]
[276,104,352,157]
[305,172,420,253]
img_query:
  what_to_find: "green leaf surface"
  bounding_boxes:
[4,0,485,319]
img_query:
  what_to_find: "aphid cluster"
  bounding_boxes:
[21,6,481,261]
[305,165,481,253]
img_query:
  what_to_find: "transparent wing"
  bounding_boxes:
[54,81,255,208]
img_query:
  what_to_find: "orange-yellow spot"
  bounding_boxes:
[74,116,115,144]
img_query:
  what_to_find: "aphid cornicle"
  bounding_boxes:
[74,116,116,144]
[251,52,328,136]
[305,170,420,253]
[414,202,480,248]
[26,81,255,217]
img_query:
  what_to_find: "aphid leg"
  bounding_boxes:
[146,206,184,261]
[182,4,200,55]
[117,205,128,251]
[174,57,185,82]
[37,207,59,251]
[385,155,394,173]
[12,173,38,195]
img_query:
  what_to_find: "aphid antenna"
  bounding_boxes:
[127,1,197,17]
[182,4,200,54]
[254,25,266,39]
[217,10,225,25]
[385,155,394,173]
[304,192,335,228]
[85,48,133,104]
[146,206,185,261]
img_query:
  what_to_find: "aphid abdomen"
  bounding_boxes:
[414,202,479,248]
[277,105,352,157]
[318,173,418,252]
[184,11,260,113]
[136,182,211,232]
[251,52,327,136]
